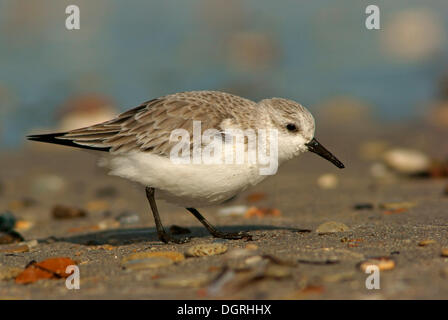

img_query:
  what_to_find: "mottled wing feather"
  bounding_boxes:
[54,91,256,156]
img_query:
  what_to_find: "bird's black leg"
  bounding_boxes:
[145,187,189,244]
[186,208,252,240]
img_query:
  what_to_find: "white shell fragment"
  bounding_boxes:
[383,148,430,175]
[218,206,248,217]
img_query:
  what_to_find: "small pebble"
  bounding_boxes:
[317,174,339,189]
[15,220,33,231]
[52,205,87,219]
[0,244,29,253]
[0,212,16,232]
[21,239,38,249]
[218,206,248,217]
[379,202,417,210]
[244,207,281,218]
[186,244,228,257]
[98,219,120,230]
[359,257,395,271]
[316,221,350,234]
[116,212,140,226]
[418,239,436,246]
[353,203,374,210]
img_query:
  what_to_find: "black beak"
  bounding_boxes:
[305,138,345,169]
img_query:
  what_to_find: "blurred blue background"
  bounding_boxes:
[1,0,447,148]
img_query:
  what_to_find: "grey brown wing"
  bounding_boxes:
[27,94,240,156]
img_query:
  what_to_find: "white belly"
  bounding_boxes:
[102,152,269,207]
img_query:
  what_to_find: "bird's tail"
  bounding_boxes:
[27,132,111,152]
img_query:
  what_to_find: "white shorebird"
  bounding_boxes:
[28,91,344,243]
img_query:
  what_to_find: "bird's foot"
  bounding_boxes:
[212,231,252,241]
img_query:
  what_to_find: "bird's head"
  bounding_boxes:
[260,98,345,169]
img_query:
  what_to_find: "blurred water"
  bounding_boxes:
[0,0,447,148]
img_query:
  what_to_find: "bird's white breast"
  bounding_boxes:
[103,151,268,207]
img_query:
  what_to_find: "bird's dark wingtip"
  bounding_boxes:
[26,132,66,142]
[26,132,110,152]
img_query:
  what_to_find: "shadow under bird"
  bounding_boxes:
[28,90,344,243]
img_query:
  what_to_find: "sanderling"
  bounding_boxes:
[28,90,344,243]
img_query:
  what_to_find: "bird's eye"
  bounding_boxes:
[286,123,297,132]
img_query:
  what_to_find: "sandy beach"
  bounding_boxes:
[1,121,447,299]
